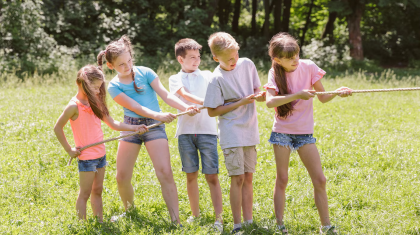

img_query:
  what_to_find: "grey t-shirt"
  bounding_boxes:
[204,58,261,149]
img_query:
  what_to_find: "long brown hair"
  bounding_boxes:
[76,65,109,120]
[268,32,300,118]
[97,35,142,93]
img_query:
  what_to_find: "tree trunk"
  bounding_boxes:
[232,0,242,33]
[204,0,218,27]
[321,11,337,43]
[348,0,364,60]
[251,0,257,34]
[274,0,283,33]
[263,0,271,38]
[281,0,291,32]
[218,0,230,26]
[300,0,314,46]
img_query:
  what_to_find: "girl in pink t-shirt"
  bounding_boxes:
[264,33,352,234]
[54,65,147,222]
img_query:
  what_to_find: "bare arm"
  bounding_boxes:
[313,80,352,103]
[102,115,148,133]
[152,77,199,115]
[176,87,204,105]
[207,94,255,117]
[53,103,81,158]
[265,89,315,108]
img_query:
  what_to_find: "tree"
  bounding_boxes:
[347,0,364,60]
[273,0,283,33]
[300,0,315,47]
[232,0,241,33]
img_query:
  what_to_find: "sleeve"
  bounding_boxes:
[144,67,158,84]
[107,80,123,99]
[169,75,183,94]
[309,61,326,85]
[263,69,279,94]
[203,79,224,108]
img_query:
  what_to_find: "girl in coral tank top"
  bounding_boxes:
[54,65,147,222]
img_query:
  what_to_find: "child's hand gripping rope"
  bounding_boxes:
[67,106,204,166]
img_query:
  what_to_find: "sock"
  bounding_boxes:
[245,219,253,224]
[233,223,242,230]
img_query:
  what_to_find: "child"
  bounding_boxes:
[54,65,148,222]
[203,32,265,234]
[264,32,352,234]
[97,35,198,224]
[168,38,223,232]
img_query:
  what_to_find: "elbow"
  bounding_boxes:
[266,100,275,109]
[207,109,217,117]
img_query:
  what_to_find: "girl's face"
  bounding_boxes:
[274,53,300,72]
[108,51,133,77]
[90,79,103,95]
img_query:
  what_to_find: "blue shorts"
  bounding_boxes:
[269,132,316,151]
[78,155,107,172]
[120,116,168,145]
[178,134,219,174]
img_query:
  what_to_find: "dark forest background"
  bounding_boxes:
[1,0,420,75]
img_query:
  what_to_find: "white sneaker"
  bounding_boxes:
[213,221,223,233]
[186,215,198,223]
[110,212,126,222]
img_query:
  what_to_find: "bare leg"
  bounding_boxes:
[90,167,105,222]
[115,141,141,210]
[76,171,96,220]
[297,144,330,226]
[273,145,291,225]
[205,174,223,222]
[186,171,200,217]
[242,172,253,221]
[230,174,245,224]
[145,139,180,223]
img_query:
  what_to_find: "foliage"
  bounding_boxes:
[1,0,420,75]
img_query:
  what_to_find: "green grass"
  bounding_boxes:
[1,69,420,234]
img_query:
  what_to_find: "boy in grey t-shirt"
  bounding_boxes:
[204,32,265,233]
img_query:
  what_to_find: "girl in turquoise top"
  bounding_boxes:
[98,35,199,224]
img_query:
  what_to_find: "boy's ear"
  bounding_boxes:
[212,55,219,62]
[106,62,113,70]
[176,55,183,64]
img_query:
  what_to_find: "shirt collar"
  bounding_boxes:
[179,69,201,79]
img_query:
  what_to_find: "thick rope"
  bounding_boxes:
[67,107,207,166]
[314,87,420,95]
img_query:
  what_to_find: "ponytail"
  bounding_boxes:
[272,61,294,118]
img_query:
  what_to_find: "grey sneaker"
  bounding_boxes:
[277,224,288,234]
[320,225,337,234]
[213,221,223,233]
[186,216,198,223]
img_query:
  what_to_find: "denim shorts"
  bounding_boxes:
[78,155,107,172]
[269,132,316,151]
[178,134,219,174]
[120,116,168,145]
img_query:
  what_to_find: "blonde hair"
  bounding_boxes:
[208,32,240,56]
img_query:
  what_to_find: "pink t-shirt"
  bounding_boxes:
[263,59,325,134]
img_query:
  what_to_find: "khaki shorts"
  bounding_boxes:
[222,146,257,176]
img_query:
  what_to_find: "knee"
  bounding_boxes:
[232,175,245,187]
[205,174,219,185]
[78,190,91,201]
[91,185,103,197]
[312,175,327,189]
[243,173,253,185]
[155,168,174,183]
[275,174,288,190]
[116,172,130,185]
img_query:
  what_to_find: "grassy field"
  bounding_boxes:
[1,69,420,234]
